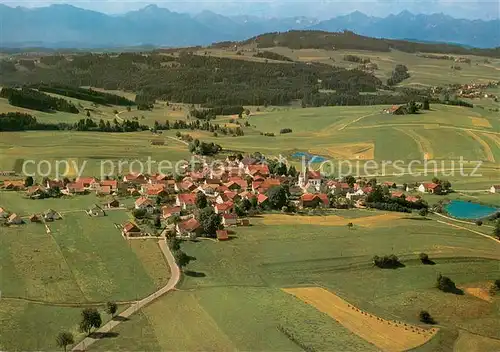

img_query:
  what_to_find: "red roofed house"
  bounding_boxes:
[391,191,405,199]
[122,222,143,237]
[3,180,25,190]
[246,164,270,177]
[66,182,86,194]
[418,183,442,194]
[135,197,154,213]
[26,185,46,198]
[0,207,9,218]
[96,185,112,196]
[175,181,197,193]
[176,193,197,209]
[257,194,269,207]
[123,173,147,184]
[228,177,247,190]
[100,180,118,191]
[46,179,64,189]
[162,206,181,219]
[301,194,329,208]
[76,177,97,189]
[216,230,229,241]
[176,218,202,238]
[222,213,238,227]
[143,184,167,197]
[215,202,234,214]
[406,196,421,203]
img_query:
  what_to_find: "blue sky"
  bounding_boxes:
[2,0,499,19]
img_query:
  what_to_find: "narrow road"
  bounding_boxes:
[436,220,500,244]
[72,239,180,351]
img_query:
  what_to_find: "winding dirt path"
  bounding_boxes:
[72,239,180,351]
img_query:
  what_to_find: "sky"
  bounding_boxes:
[2,0,499,19]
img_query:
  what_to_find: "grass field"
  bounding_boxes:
[91,212,500,351]
[0,192,170,350]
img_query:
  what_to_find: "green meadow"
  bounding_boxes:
[0,192,170,351]
[91,213,500,351]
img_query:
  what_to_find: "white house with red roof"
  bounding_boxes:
[214,201,234,214]
[176,218,202,238]
[135,197,154,213]
[176,193,197,209]
[418,183,442,194]
[162,206,181,219]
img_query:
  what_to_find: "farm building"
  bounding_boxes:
[2,180,25,190]
[122,222,143,237]
[384,105,406,115]
[216,230,229,241]
[215,202,235,214]
[103,198,120,208]
[176,218,202,239]
[7,213,23,225]
[26,185,46,198]
[29,214,41,223]
[222,213,238,227]
[418,183,442,194]
[301,194,329,208]
[87,204,106,217]
[238,219,250,226]
[43,209,61,221]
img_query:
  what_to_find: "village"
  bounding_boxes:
[0,153,462,241]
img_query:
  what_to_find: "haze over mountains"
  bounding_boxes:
[0,4,498,49]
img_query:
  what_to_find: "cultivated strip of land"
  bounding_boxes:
[464,130,496,162]
[283,287,438,352]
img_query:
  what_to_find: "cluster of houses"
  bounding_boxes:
[456,82,499,99]
[2,155,494,237]
[0,208,61,226]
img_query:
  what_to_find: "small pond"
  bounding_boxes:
[291,152,328,163]
[445,200,498,220]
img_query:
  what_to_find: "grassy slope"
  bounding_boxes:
[0,191,171,350]
[92,215,500,351]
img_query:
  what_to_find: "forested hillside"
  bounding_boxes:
[0,52,393,106]
[232,31,500,57]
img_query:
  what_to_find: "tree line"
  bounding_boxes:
[0,87,79,113]
[31,84,135,106]
[0,112,148,132]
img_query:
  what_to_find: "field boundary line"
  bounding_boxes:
[72,238,180,351]
[464,130,495,162]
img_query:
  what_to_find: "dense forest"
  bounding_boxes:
[30,84,135,106]
[234,30,500,58]
[0,53,392,107]
[0,87,79,113]
[253,51,294,62]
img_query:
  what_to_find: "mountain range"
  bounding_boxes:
[0,4,498,49]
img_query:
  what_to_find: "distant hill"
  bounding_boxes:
[0,4,498,49]
[232,30,500,58]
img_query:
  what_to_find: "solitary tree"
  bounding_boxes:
[423,99,430,110]
[347,222,354,229]
[79,308,102,335]
[174,250,191,269]
[56,331,74,352]
[105,301,118,318]
[24,176,34,187]
[195,192,208,209]
[419,310,435,324]
[197,207,221,237]
[494,220,500,239]
[419,208,428,217]
[266,185,289,210]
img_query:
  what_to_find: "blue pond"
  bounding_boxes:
[292,152,328,163]
[445,200,498,220]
